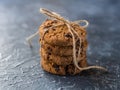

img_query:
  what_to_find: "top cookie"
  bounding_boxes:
[39,19,87,46]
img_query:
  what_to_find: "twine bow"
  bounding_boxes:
[26,8,107,72]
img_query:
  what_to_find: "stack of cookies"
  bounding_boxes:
[39,19,88,75]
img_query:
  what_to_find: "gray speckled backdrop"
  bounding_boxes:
[0,0,120,90]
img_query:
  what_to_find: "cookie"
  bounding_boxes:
[40,48,87,66]
[40,58,88,75]
[39,19,87,46]
[40,40,88,56]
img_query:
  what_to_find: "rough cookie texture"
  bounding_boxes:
[40,48,87,66]
[39,19,87,46]
[40,40,88,56]
[41,58,87,75]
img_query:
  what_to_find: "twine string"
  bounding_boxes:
[70,27,82,62]
[26,31,39,47]
[74,20,89,28]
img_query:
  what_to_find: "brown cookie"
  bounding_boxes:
[40,48,87,66]
[39,19,87,46]
[40,40,88,56]
[40,59,88,75]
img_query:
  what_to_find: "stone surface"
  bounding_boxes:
[0,0,120,90]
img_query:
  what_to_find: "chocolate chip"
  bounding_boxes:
[47,46,50,49]
[48,53,51,55]
[52,28,56,31]
[76,51,78,54]
[47,47,52,52]
[65,65,74,75]
[47,56,49,59]
[53,64,60,72]
[64,33,72,38]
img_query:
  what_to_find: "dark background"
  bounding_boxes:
[0,0,120,90]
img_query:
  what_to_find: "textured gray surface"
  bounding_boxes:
[0,0,120,90]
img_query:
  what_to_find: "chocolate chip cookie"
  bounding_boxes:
[39,19,87,46]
